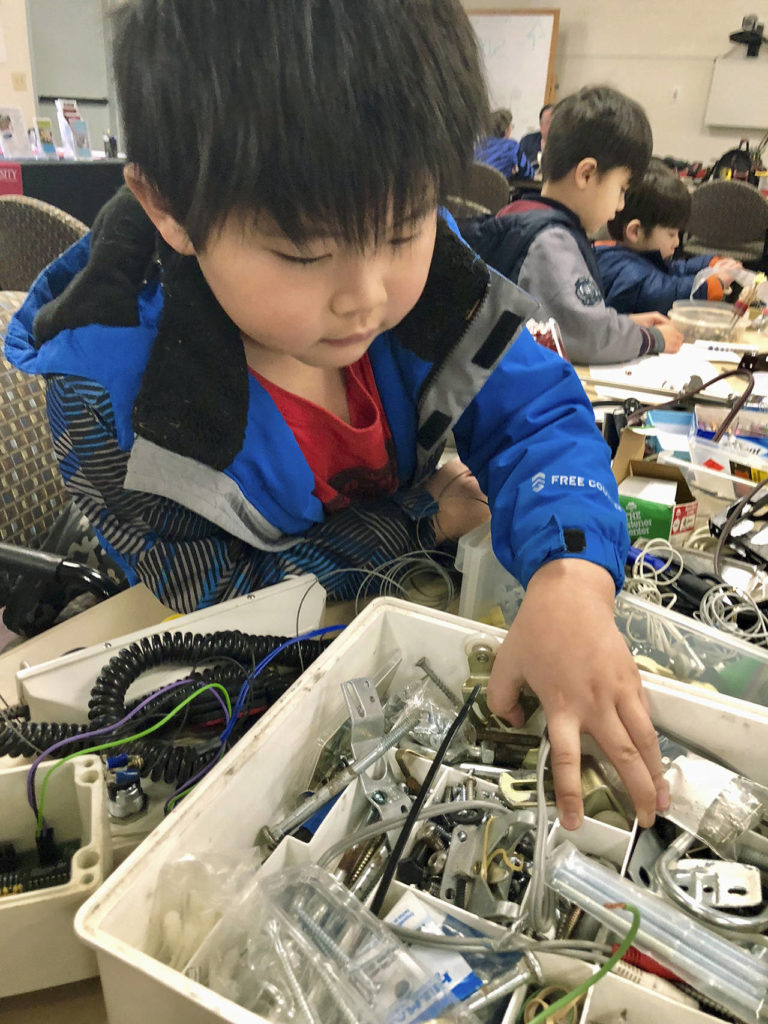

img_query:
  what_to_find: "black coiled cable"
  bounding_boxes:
[0,629,330,765]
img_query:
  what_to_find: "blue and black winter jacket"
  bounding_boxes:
[594,242,721,315]
[6,189,629,612]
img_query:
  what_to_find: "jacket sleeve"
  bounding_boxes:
[45,375,439,613]
[603,255,714,315]
[668,255,724,302]
[517,228,663,363]
[452,327,629,590]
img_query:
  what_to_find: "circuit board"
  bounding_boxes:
[0,839,80,897]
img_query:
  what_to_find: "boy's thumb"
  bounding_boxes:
[486,651,526,728]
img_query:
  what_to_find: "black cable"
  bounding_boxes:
[0,630,331,765]
[368,684,480,917]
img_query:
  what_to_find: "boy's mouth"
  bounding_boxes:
[321,328,378,347]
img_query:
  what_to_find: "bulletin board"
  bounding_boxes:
[468,9,559,137]
[704,55,768,130]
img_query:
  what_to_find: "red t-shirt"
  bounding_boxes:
[251,354,398,512]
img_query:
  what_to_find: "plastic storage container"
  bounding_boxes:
[1,755,112,996]
[668,300,736,342]
[74,597,768,1024]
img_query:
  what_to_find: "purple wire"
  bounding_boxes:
[27,676,230,817]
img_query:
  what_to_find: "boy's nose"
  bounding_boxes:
[330,262,387,319]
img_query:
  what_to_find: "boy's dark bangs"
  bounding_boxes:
[114,0,488,249]
[194,135,444,251]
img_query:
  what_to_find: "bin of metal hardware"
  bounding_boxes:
[0,755,112,997]
[667,300,736,343]
[74,597,768,1024]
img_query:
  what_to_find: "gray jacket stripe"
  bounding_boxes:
[415,269,539,477]
[125,437,299,551]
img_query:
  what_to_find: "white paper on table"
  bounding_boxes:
[588,350,736,400]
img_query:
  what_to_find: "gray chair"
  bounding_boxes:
[0,194,88,291]
[0,290,124,634]
[462,162,511,215]
[444,195,491,220]
[684,180,768,265]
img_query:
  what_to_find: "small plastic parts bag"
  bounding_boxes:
[144,848,263,972]
[191,863,480,1023]
[384,678,476,759]
[663,753,768,859]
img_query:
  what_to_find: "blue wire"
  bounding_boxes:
[163,624,346,815]
[218,624,345,744]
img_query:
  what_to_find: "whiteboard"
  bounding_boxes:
[468,10,558,138]
[705,56,768,130]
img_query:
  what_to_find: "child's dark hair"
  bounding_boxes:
[607,158,691,241]
[112,0,489,250]
[540,85,652,186]
[491,109,513,138]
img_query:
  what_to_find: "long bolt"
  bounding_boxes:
[267,920,319,1024]
[264,710,420,845]
[415,657,462,708]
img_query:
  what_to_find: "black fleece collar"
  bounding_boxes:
[33,191,489,471]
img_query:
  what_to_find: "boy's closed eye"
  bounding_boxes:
[271,230,420,266]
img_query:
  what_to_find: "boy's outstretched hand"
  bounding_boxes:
[486,558,670,830]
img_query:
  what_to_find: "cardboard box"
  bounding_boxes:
[613,430,698,545]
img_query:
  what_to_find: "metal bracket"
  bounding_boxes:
[341,678,409,827]
[669,858,763,909]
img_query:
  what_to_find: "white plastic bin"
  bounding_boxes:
[1,754,112,996]
[74,598,768,1024]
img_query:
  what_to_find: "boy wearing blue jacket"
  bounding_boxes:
[5,0,667,829]
[596,159,741,315]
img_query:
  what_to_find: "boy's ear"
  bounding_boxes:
[573,157,599,191]
[123,164,196,256]
[624,219,643,243]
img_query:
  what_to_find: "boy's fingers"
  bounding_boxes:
[486,645,525,727]
[546,718,584,830]
[617,695,670,813]
[591,707,659,828]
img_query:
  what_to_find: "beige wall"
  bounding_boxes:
[1,1,765,167]
[0,0,35,128]
[464,1,768,165]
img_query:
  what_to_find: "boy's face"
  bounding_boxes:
[193,209,439,370]
[579,166,632,235]
[636,224,680,260]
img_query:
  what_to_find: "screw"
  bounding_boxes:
[466,952,542,1012]
[267,920,319,1024]
[456,830,467,842]
[414,657,462,708]
[370,790,387,805]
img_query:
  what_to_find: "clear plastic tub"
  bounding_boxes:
[668,300,736,342]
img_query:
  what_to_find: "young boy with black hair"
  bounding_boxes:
[596,158,742,315]
[461,85,684,364]
[6,1,667,830]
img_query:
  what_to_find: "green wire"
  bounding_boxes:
[524,902,641,1024]
[35,682,232,835]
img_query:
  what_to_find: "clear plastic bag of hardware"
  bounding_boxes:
[144,848,263,971]
[190,863,480,1023]
[384,678,476,758]
[662,753,768,858]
